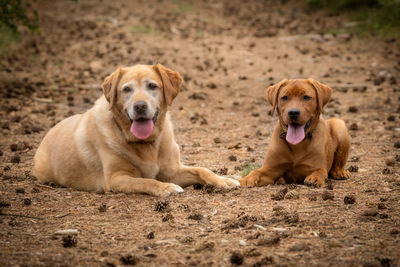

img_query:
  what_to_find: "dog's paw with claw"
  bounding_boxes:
[213,176,240,189]
[330,169,350,180]
[304,174,325,187]
[153,183,184,197]
[238,171,260,187]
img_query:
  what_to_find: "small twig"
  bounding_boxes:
[35,184,56,189]
[299,204,340,210]
[125,202,130,212]
[0,213,44,220]
[292,236,318,240]
[33,97,53,103]
[55,213,70,218]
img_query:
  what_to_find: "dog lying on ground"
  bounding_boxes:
[239,79,350,187]
[33,64,239,196]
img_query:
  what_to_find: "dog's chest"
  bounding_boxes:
[284,165,311,182]
[284,151,323,181]
[139,162,160,178]
[123,147,161,178]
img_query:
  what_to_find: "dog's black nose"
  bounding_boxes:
[134,101,148,114]
[288,109,300,120]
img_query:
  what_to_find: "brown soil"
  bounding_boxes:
[1,0,399,266]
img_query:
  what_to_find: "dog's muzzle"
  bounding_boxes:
[125,109,159,124]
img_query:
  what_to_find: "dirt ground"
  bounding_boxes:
[0,0,399,266]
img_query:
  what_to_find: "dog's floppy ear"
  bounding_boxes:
[265,79,288,115]
[154,63,183,106]
[307,78,332,112]
[102,67,123,109]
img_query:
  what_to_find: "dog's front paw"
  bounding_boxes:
[238,171,260,187]
[304,174,325,187]
[213,176,240,189]
[330,169,350,180]
[152,183,184,197]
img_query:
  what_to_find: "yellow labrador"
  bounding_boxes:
[33,64,239,196]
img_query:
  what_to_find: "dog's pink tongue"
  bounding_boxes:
[130,120,154,140]
[286,124,306,145]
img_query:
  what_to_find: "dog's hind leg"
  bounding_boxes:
[328,119,350,180]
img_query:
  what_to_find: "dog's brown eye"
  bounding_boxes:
[148,83,158,90]
[281,96,288,101]
[303,95,311,100]
[123,86,132,93]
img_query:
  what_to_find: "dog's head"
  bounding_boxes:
[102,64,182,141]
[266,79,332,145]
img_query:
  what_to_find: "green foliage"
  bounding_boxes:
[0,0,39,34]
[306,0,379,9]
[170,1,194,14]
[306,0,400,38]
[0,26,19,54]
[130,25,156,34]
[238,163,262,177]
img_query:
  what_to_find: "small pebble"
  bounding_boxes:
[62,235,77,248]
[15,188,25,194]
[377,203,386,210]
[308,194,317,201]
[147,231,155,239]
[243,248,260,257]
[289,242,310,252]
[390,229,399,236]
[229,155,237,161]
[100,251,109,257]
[387,115,395,121]
[230,251,244,265]
[154,200,169,212]
[344,195,356,204]
[162,213,174,222]
[11,156,20,164]
[55,229,79,235]
[193,183,204,190]
[10,144,18,151]
[285,191,299,200]
[284,213,299,224]
[379,213,389,219]
[0,201,11,207]
[120,254,138,265]
[385,158,395,167]
[23,198,31,206]
[321,191,334,201]
[349,123,358,130]
[257,234,280,246]
[98,203,107,212]
[348,106,358,113]
[350,156,359,162]
[348,165,358,172]
[187,212,203,221]
[363,208,378,217]
[203,184,217,193]
[271,187,288,201]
